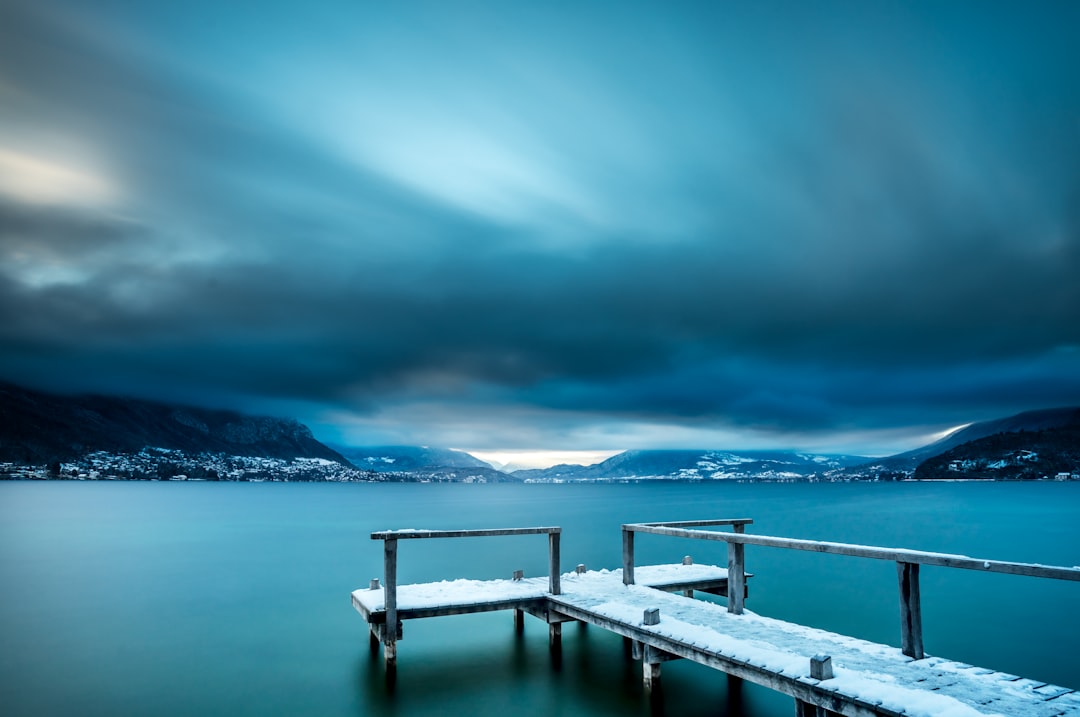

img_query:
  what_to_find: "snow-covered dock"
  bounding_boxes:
[352,521,1080,717]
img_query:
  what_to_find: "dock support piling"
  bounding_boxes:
[727,673,743,708]
[549,622,562,649]
[643,660,661,692]
[642,645,663,692]
[727,541,745,614]
[622,527,635,585]
[514,608,524,634]
[897,561,924,659]
[383,538,398,666]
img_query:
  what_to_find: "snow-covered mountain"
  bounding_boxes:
[330,445,516,482]
[511,449,869,482]
[332,445,494,472]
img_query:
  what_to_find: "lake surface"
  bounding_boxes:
[1,481,1078,716]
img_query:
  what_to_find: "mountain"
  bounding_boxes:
[512,449,870,482]
[331,445,519,482]
[912,411,1080,481]
[0,382,348,465]
[332,445,493,472]
[857,407,1080,473]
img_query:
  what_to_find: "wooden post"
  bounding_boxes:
[794,699,820,717]
[576,563,586,574]
[727,540,745,614]
[383,538,398,666]
[549,621,562,649]
[643,607,660,625]
[549,531,561,595]
[734,523,746,534]
[369,627,379,655]
[810,654,833,680]
[897,561,924,659]
[727,673,743,707]
[622,527,635,585]
[369,578,380,590]
[642,645,662,692]
[643,659,661,691]
[514,609,524,634]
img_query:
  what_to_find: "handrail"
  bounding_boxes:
[371,526,561,540]
[622,519,1080,660]
[370,525,562,662]
[637,519,753,530]
[623,523,1080,581]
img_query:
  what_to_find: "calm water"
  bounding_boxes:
[1,481,1078,716]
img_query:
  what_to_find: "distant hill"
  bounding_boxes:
[333,445,494,472]
[331,444,515,482]
[860,407,1080,473]
[512,449,869,481]
[0,382,348,465]
[913,412,1080,481]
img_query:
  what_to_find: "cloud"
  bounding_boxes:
[1,0,1079,452]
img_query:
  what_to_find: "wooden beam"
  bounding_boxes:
[383,537,398,666]
[638,519,754,529]
[549,531,561,595]
[727,541,745,614]
[371,526,561,540]
[549,621,562,650]
[622,527,635,585]
[897,561,924,659]
[643,645,681,663]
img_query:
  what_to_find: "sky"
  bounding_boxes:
[1,1,1078,466]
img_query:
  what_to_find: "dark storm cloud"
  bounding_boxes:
[2,0,1079,451]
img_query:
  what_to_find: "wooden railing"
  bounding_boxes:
[622,520,1080,659]
[370,526,562,659]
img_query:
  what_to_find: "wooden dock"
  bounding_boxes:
[352,519,1080,717]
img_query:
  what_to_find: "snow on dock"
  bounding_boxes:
[351,562,730,618]
[353,521,1080,717]
[552,578,1076,717]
